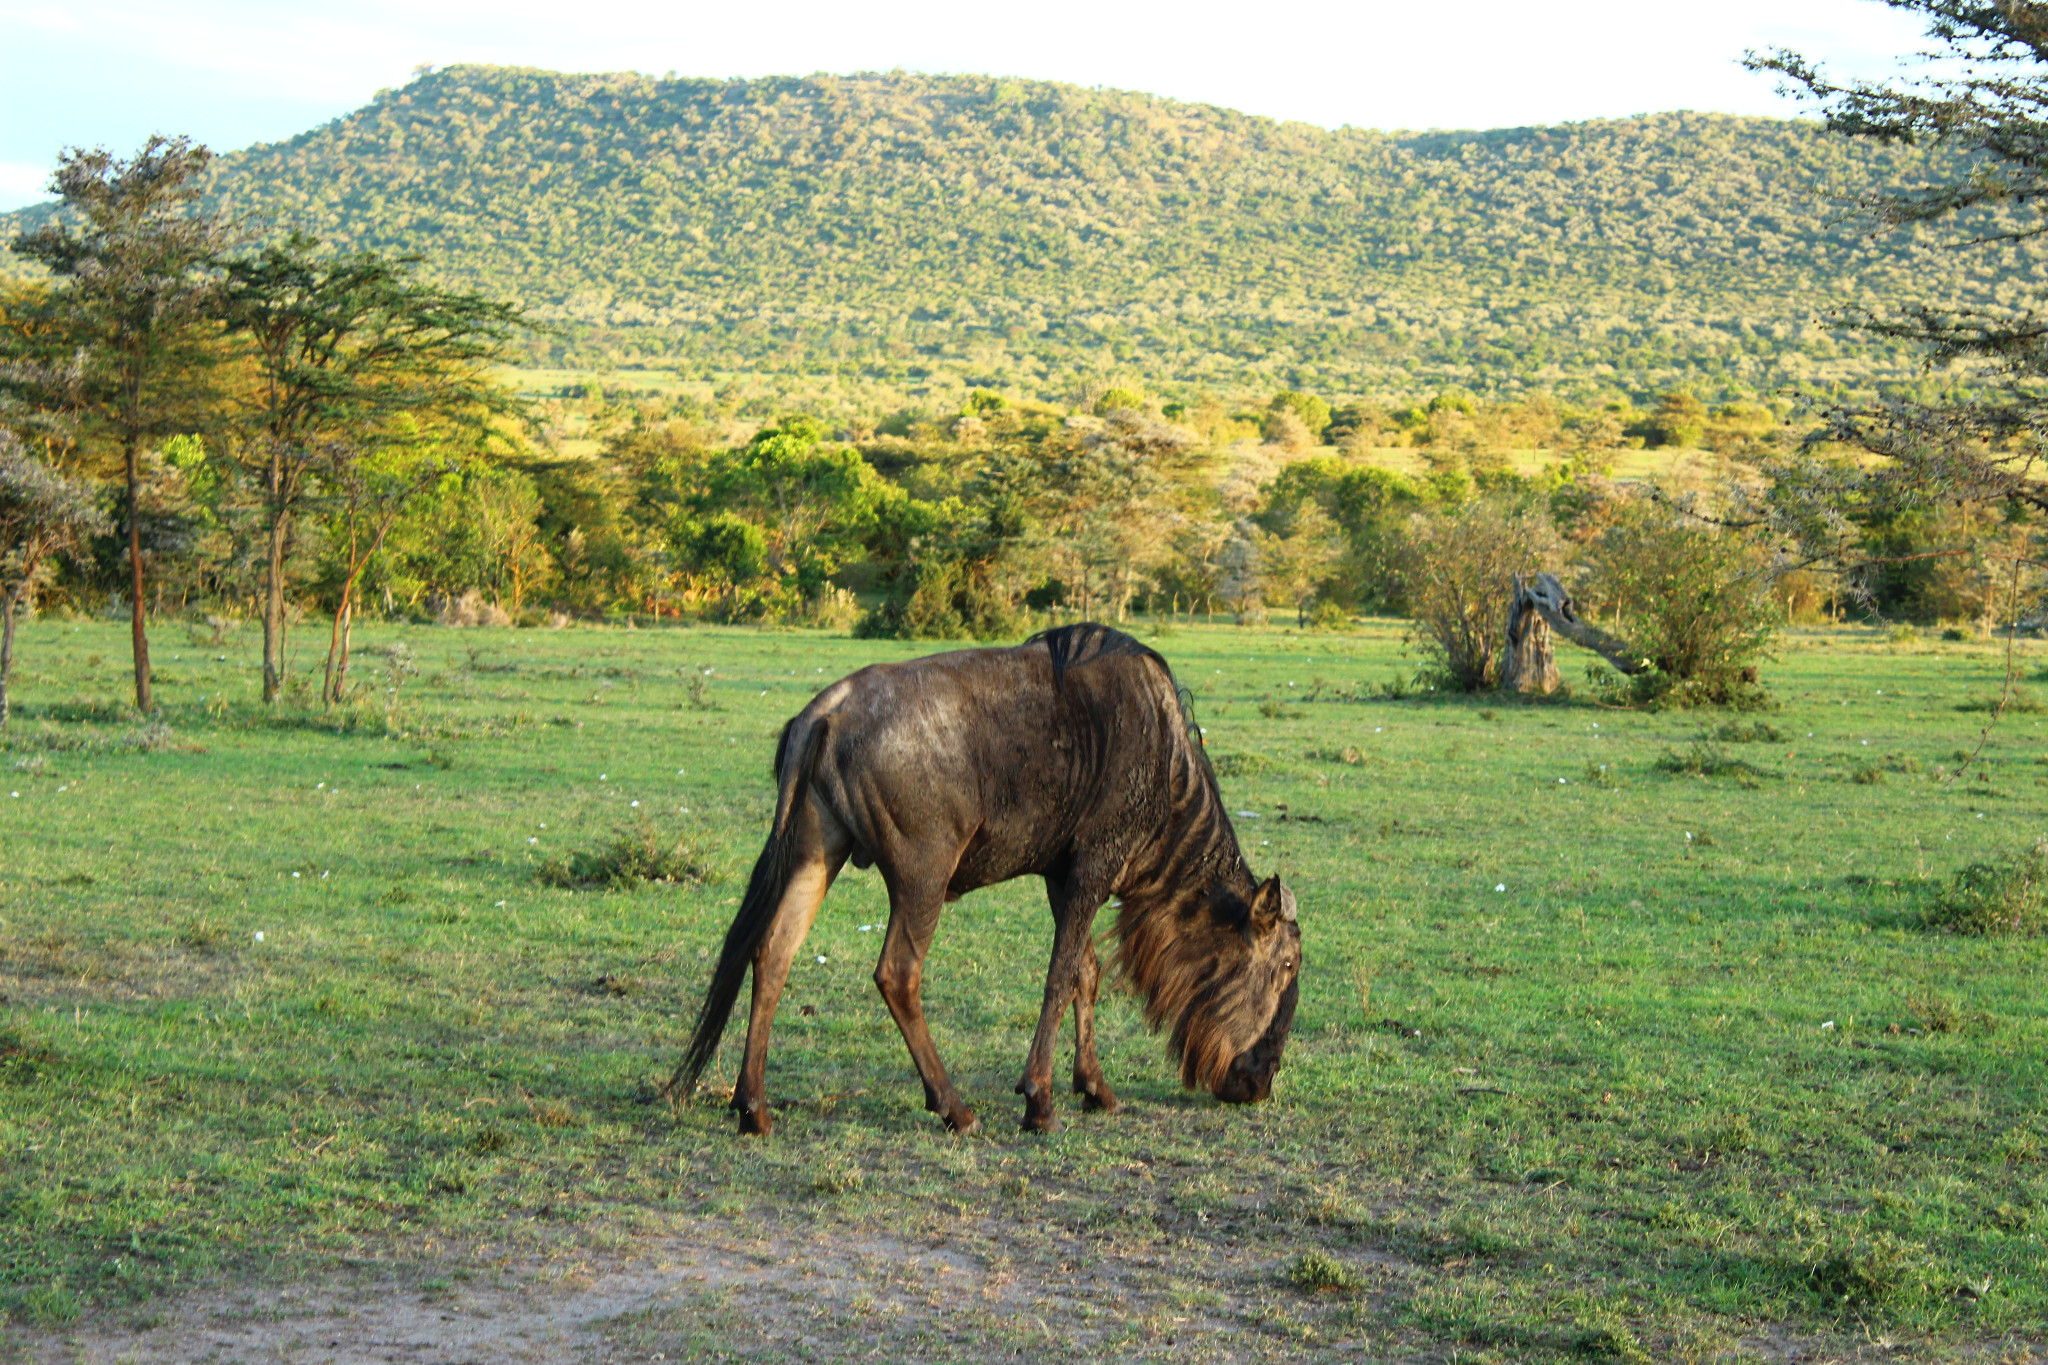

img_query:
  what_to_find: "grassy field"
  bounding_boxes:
[1,617,2044,1362]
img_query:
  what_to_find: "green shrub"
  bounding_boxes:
[1803,1231,1930,1309]
[1396,496,1561,691]
[537,821,716,891]
[1955,686,2045,714]
[1577,497,1781,705]
[1712,720,1784,743]
[1927,840,2048,936]
[1654,742,1778,781]
[1285,1250,1360,1294]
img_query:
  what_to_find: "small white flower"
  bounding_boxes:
[679,807,689,814]
[1374,727,1383,733]
[539,822,547,829]
[815,955,828,964]
[292,871,301,879]
[1557,777,1567,784]
[600,773,607,780]
[253,931,265,942]
[495,900,507,907]
[759,690,767,696]
[321,870,329,879]
[528,837,538,845]
[1494,883,1506,893]
[1861,740,1869,747]
[1235,810,1260,818]
[859,924,874,932]
[317,782,325,789]
[1821,1020,1837,1030]
[630,800,640,808]
[56,786,66,793]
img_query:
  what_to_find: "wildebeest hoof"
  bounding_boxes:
[1078,1086,1119,1113]
[736,1105,773,1136]
[945,1108,981,1135]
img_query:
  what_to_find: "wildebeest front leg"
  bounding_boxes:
[874,877,978,1134]
[1071,940,1118,1113]
[733,839,846,1136]
[1018,888,1104,1132]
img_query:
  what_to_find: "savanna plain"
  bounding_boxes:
[0,618,2044,1364]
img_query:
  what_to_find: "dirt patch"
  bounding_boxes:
[0,1220,1422,1364]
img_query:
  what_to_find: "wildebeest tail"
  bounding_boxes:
[669,717,829,1096]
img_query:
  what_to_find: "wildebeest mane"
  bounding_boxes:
[1029,624,1270,1091]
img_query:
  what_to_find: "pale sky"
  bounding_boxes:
[0,0,1934,211]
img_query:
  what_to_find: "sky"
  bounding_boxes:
[0,0,1935,211]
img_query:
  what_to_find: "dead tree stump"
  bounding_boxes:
[1504,575,1561,694]
[1513,573,1655,678]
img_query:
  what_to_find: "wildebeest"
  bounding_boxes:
[672,623,1302,1135]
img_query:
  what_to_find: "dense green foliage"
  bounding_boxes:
[4,66,2038,406]
[1,621,2043,1361]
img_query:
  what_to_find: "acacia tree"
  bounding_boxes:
[1746,5,2048,604]
[7,137,230,711]
[1259,500,1344,626]
[0,431,109,725]
[217,235,526,702]
[320,427,460,706]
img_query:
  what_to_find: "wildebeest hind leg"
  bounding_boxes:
[1071,941,1119,1113]
[874,876,978,1134]
[733,824,847,1136]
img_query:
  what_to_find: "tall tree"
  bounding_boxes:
[7,137,231,711]
[1746,5,2048,606]
[217,235,527,702]
[0,430,109,726]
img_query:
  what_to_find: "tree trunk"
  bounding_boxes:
[126,437,152,712]
[263,508,289,703]
[0,589,17,728]
[1503,575,1561,694]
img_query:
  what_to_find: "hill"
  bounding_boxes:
[4,65,2034,406]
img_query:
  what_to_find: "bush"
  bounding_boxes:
[1654,742,1779,781]
[1927,840,2048,936]
[1396,496,1561,691]
[855,556,1018,640]
[1577,497,1780,705]
[537,821,716,891]
[1285,1251,1360,1294]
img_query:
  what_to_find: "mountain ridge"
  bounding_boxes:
[3,64,2027,405]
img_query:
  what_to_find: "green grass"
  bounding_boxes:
[1,618,2045,1360]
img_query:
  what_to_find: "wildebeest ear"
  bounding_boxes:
[1248,877,1292,931]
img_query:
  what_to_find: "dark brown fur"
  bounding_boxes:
[672,623,1303,1134]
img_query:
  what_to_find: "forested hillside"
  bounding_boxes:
[3,65,2032,403]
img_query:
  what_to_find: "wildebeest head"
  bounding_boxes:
[1210,878,1301,1103]
[1128,876,1302,1104]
